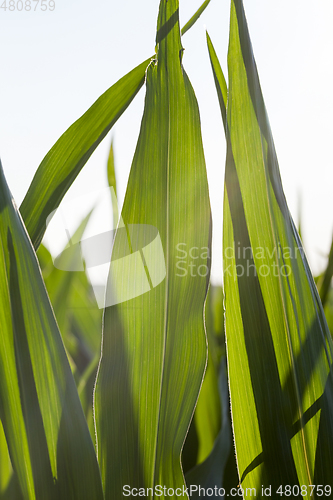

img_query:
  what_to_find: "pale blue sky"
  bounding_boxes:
[1,0,333,284]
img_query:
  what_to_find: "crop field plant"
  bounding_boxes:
[1,0,333,499]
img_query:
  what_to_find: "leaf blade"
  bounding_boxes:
[206,31,228,131]
[186,359,231,498]
[0,162,103,499]
[222,0,333,494]
[181,0,211,36]
[20,58,151,250]
[94,1,211,497]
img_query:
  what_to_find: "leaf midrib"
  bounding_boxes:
[151,55,172,496]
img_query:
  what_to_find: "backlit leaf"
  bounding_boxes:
[94,1,211,497]
[20,58,151,250]
[222,0,333,495]
[0,161,103,499]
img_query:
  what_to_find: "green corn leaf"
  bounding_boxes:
[36,243,53,275]
[94,0,211,497]
[204,285,225,368]
[186,358,232,498]
[182,289,220,474]
[317,236,333,307]
[0,419,23,500]
[68,271,102,359]
[181,416,199,475]
[194,350,220,463]
[297,193,303,244]
[106,139,119,231]
[43,211,92,327]
[185,286,232,496]
[76,137,120,436]
[0,421,12,496]
[210,286,225,358]
[182,285,225,475]
[181,0,211,37]
[183,33,236,496]
[1,479,23,500]
[0,161,103,499]
[324,289,333,336]
[193,287,222,465]
[106,139,117,196]
[19,2,211,255]
[42,210,97,374]
[20,58,151,251]
[78,354,100,441]
[222,0,333,495]
[206,32,228,132]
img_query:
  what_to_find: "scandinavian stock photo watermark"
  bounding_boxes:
[222,242,304,281]
[175,243,211,278]
[175,241,304,280]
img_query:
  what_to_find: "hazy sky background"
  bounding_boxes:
[1,0,333,285]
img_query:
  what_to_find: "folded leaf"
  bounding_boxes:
[78,354,100,440]
[223,0,333,494]
[94,0,211,497]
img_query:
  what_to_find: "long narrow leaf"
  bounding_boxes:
[181,0,211,36]
[317,236,333,307]
[222,0,333,495]
[20,58,151,250]
[194,349,220,463]
[186,359,231,498]
[42,211,97,373]
[206,32,227,132]
[0,421,12,496]
[20,1,212,254]
[107,139,119,231]
[94,0,211,497]
[0,161,103,499]
[193,286,224,465]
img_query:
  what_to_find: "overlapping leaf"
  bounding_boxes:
[192,286,225,465]
[41,211,101,372]
[181,0,211,36]
[186,359,231,499]
[206,32,227,132]
[0,421,12,497]
[317,236,333,308]
[221,0,333,495]
[0,161,103,499]
[184,281,236,496]
[19,0,214,253]
[94,0,211,497]
[106,139,119,231]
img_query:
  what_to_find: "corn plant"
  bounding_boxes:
[1,0,332,499]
